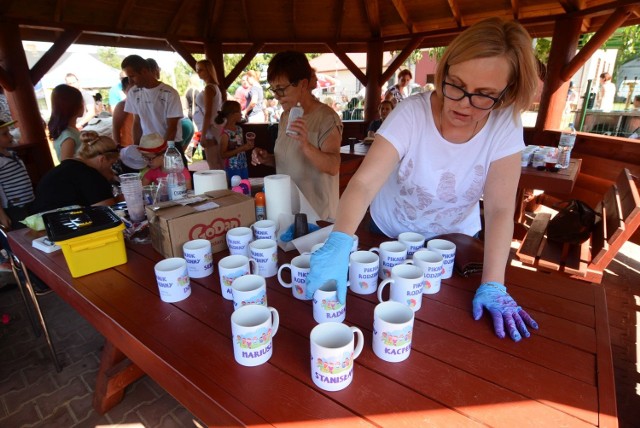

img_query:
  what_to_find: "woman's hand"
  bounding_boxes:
[472,282,538,342]
[251,147,271,166]
[0,209,12,230]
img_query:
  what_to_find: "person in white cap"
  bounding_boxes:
[138,133,191,190]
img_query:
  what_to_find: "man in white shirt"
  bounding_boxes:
[121,55,183,147]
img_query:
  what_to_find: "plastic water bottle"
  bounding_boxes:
[286,103,304,136]
[556,123,576,169]
[164,141,187,200]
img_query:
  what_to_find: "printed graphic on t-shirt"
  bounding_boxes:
[392,159,485,234]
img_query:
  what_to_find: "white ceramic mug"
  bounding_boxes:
[351,234,359,253]
[231,305,279,367]
[377,264,424,312]
[218,255,258,301]
[372,301,414,362]
[251,219,278,241]
[313,282,346,323]
[370,240,407,280]
[226,227,254,257]
[231,274,268,310]
[426,239,456,279]
[154,257,191,303]
[310,322,363,392]
[398,232,425,258]
[277,254,311,300]
[408,249,444,294]
[249,238,279,278]
[182,239,213,278]
[348,250,379,295]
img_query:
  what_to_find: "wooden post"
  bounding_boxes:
[365,40,383,122]
[0,22,53,178]
[534,16,582,139]
[204,41,227,100]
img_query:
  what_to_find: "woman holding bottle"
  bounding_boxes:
[251,51,343,220]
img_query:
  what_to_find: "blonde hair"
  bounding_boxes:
[434,18,538,113]
[196,59,219,85]
[76,131,118,159]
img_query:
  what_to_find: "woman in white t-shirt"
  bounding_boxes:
[193,59,223,169]
[307,18,541,342]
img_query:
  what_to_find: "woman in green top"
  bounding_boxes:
[48,84,84,163]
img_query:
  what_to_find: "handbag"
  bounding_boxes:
[431,233,484,277]
[546,199,599,245]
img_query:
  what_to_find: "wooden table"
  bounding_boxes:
[9,225,617,427]
[515,158,582,225]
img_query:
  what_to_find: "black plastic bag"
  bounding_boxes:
[547,200,599,245]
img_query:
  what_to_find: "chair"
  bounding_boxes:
[517,168,640,283]
[0,228,61,371]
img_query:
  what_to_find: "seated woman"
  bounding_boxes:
[33,131,118,212]
[367,100,394,137]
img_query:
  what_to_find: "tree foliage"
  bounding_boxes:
[96,47,122,70]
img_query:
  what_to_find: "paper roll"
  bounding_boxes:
[193,170,228,194]
[264,174,292,222]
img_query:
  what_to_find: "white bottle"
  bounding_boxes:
[163,141,187,200]
[286,103,304,136]
[556,123,576,169]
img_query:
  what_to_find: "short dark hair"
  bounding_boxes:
[634,95,640,103]
[146,58,160,73]
[121,55,148,72]
[398,69,412,79]
[267,51,312,85]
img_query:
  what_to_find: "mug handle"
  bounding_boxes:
[249,259,259,275]
[377,279,393,303]
[369,247,379,254]
[277,264,293,288]
[269,306,279,338]
[350,326,364,360]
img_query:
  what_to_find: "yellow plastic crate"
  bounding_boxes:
[56,223,127,277]
[43,207,128,278]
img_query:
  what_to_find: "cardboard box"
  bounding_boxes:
[146,190,256,258]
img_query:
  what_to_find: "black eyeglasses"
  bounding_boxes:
[267,82,297,97]
[442,80,508,110]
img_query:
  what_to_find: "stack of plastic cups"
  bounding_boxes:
[119,173,146,222]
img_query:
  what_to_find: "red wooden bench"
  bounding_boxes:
[517,168,640,284]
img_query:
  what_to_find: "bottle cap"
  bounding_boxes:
[255,192,265,204]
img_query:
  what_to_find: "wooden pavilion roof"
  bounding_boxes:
[4,0,640,54]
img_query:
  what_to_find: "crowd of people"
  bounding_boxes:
[1,17,550,339]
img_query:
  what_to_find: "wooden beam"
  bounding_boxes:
[446,0,462,27]
[326,43,367,85]
[0,66,16,91]
[510,0,520,20]
[363,0,381,38]
[204,42,226,96]
[561,6,634,81]
[204,0,224,40]
[379,37,423,84]
[54,0,65,22]
[30,29,81,86]
[558,0,583,13]
[333,0,346,41]
[240,0,254,42]
[364,40,383,121]
[391,0,414,33]
[167,0,192,35]
[116,0,136,30]
[223,43,264,88]
[291,0,299,41]
[166,37,197,70]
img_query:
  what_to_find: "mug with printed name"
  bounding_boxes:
[218,255,258,300]
[348,250,379,295]
[231,274,268,310]
[426,239,456,279]
[370,240,407,280]
[398,231,425,258]
[231,305,279,366]
[249,238,279,278]
[154,257,191,303]
[310,322,363,391]
[277,254,311,300]
[377,264,424,312]
[372,301,415,362]
[313,282,346,323]
[408,249,444,294]
[251,219,279,241]
[182,239,213,278]
[226,227,254,257]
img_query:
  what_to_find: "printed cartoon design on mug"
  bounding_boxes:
[377,327,412,347]
[321,299,343,311]
[358,281,369,290]
[177,274,189,286]
[271,252,278,262]
[235,327,273,350]
[240,291,267,307]
[406,298,418,308]
[222,270,245,287]
[295,284,304,295]
[314,351,354,375]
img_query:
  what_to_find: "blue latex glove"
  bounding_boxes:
[472,282,539,342]
[279,223,320,242]
[305,231,353,304]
